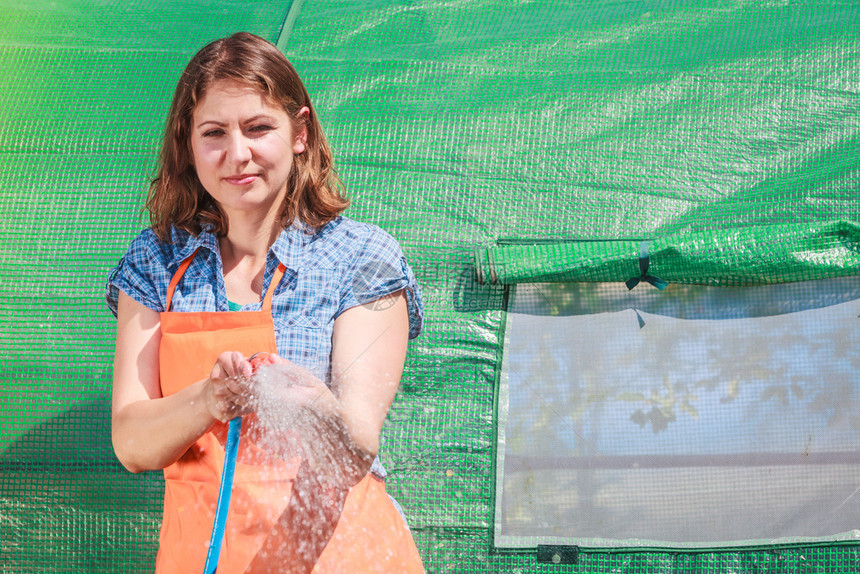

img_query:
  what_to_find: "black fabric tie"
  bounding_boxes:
[625,241,668,291]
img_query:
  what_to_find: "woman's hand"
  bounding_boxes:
[251,355,338,459]
[203,351,255,422]
[257,354,331,411]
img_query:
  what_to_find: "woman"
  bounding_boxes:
[106,32,424,573]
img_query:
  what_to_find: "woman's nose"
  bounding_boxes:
[225,133,252,164]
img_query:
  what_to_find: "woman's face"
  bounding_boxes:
[189,79,307,221]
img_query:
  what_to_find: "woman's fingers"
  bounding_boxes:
[206,351,256,421]
[233,351,253,379]
[207,350,333,423]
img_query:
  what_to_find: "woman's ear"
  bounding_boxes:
[293,106,310,154]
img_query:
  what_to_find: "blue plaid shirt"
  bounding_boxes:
[106,216,423,384]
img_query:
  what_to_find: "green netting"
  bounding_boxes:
[1,0,859,572]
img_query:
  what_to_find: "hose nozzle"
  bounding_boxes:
[249,352,274,373]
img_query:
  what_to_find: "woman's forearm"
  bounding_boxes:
[111,378,216,473]
[301,391,378,482]
[307,390,378,480]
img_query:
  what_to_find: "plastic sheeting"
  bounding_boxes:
[497,278,860,549]
[1,0,859,572]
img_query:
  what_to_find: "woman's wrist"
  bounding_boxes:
[299,389,376,480]
[190,377,221,428]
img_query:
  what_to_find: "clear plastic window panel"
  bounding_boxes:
[495,277,860,549]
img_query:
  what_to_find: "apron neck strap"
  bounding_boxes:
[165,248,200,312]
[262,263,286,312]
[166,249,286,312]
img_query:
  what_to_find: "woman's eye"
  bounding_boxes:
[249,125,273,133]
[203,129,224,137]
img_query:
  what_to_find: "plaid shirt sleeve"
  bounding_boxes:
[336,224,424,340]
[105,229,172,317]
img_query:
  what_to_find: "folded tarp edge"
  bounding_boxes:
[475,220,860,286]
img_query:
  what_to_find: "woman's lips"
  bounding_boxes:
[224,174,258,185]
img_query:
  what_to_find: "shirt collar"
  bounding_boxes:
[166,226,220,268]
[270,220,315,271]
[165,217,341,271]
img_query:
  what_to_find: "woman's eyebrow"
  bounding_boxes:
[196,114,279,129]
[241,113,279,124]
[196,119,225,129]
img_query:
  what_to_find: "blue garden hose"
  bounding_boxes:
[203,415,242,574]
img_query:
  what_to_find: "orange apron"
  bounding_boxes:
[156,249,424,573]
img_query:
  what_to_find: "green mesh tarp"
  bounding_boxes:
[2,0,859,572]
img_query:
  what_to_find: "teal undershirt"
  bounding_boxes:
[227,300,243,312]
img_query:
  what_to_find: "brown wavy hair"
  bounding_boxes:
[146,32,348,241]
